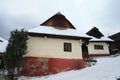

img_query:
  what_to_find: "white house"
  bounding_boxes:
[0,37,8,54]
[22,12,90,76]
[84,27,113,58]
[0,36,8,67]
[87,37,113,57]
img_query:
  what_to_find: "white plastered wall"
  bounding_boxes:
[25,36,83,59]
[87,42,110,54]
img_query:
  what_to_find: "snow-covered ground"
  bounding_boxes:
[18,55,120,80]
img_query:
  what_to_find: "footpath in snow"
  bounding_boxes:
[19,55,120,80]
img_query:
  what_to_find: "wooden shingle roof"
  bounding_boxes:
[86,27,104,38]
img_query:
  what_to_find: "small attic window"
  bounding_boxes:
[64,43,72,52]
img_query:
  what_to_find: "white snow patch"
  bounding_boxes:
[18,55,120,80]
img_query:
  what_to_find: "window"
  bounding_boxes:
[64,43,72,52]
[94,45,104,50]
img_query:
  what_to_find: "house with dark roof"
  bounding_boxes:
[22,12,91,76]
[83,27,113,58]
[109,32,120,54]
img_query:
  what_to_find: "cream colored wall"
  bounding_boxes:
[87,42,110,54]
[25,36,83,59]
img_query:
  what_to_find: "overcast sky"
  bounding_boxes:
[0,0,120,39]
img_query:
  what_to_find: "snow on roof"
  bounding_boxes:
[0,37,8,53]
[90,36,113,42]
[29,26,91,38]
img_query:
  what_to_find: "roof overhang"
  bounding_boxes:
[29,32,91,40]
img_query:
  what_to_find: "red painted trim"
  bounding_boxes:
[22,57,85,76]
[83,54,110,58]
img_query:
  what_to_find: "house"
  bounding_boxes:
[0,37,8,55]
[83,27,113,58]
[0,37,8,67]
[22,12,91,76]
[109,32,120,54]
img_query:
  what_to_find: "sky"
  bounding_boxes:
[0,0,120,39]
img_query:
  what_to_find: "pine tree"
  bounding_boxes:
[3,29,28,80]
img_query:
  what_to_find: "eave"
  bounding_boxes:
[29,32,91,40]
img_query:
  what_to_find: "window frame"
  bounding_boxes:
[64,43,72,52]
[94,45,104,50]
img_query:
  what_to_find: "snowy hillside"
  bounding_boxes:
[19,55,120,80]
